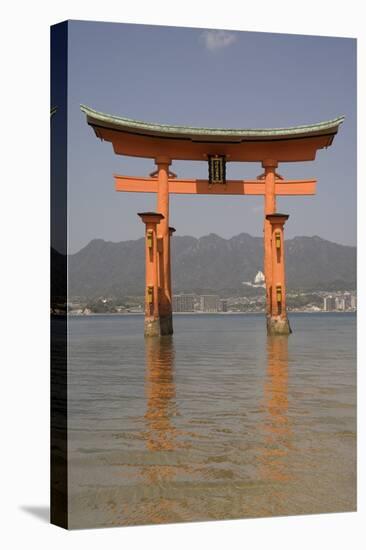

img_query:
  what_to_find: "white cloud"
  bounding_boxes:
[202,30,237,51]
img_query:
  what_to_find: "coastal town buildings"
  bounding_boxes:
[200,295,219,312]
[173,294,195,312]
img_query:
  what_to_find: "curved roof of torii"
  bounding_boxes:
[80,104,344,162]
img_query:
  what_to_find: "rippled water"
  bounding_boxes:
[67,313,356,529]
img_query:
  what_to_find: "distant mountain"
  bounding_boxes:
[67,233,356,299]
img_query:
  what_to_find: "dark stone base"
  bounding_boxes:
[267,315,292,335]
[144,314,173,337]
[159,313,174,336]
[144,318,160,337]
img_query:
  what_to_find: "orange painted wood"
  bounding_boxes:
[268,216,289,319]
[114,175,316,196]
[264,164,277,316]
[138,215,161,322]
[156,161,172,317]
[102,128,333,162]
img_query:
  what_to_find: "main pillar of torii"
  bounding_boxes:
[262,160,291,334]
[81,105,344,336]
[155,157,174,335]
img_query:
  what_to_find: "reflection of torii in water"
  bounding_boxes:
[139,337,186,524]
[258,336,294,494]
[144,336,178,454]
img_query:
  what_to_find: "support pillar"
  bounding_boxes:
[138,212,164,337]
[262,159,277,319]
[266,213,292,335]
[168,226,176,305]
[156,157,173,335]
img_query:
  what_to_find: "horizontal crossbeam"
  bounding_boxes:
[114,175,316,196]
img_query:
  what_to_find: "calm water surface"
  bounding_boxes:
[68,313,356,528]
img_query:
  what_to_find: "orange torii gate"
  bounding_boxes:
[81,105,343,336]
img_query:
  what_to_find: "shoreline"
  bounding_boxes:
[67,310,357,317]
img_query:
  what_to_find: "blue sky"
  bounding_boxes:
[67,21,356,253]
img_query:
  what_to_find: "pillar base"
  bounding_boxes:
[266,315,292,336]
[144,318,161,337]
[159,313,173,336]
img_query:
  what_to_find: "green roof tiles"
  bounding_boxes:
[80,104,344,140]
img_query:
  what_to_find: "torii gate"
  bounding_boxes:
[81,105,343,337]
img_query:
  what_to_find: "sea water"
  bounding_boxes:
[67,313,356,528]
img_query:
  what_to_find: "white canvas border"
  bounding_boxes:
[0,1,363,548]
